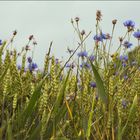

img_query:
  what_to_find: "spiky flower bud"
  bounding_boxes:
[96,10,102,21]
[29,35,34,41]
[75,17,80,22]
[112,19,117,25]
[13,30,17,36]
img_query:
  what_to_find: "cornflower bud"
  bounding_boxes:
[29,35,34,41]
[81,30,85,36]
[75,17,80,22]
[112,19,117,25]
[13,30,17,36]
[96,10,102,21]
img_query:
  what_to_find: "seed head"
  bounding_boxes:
[13,30,17,36]
[96,10,102,21]
[81,30,85,36]
[17,53,21,56]
[25,45,30,51]
[29,35,34,41]
[27,57,32,63]
[75,17,80,22]
[119,37,123,42]
[112,19,117,25]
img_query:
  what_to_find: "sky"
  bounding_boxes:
[0,1,140,68]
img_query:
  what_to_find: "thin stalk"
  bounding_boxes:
[57,31,91,77]
[108,24,115,63]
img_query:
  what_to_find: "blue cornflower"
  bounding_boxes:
[123,41,132,48]
[77,51,88,57]
[17,64,21,70]
[114,63,117,68]
[123,55,128,61]
[94,33,110,42]
[90,82,96,88]
[27,57,32,63]
[122,62,127,67]
[66,63,75,69]
[123,20,135,28]
[66,63,71,68]
[119,55,123,61]
[93,34,103,42]
[89,55,96,61]
[80,62,90,68]
[133,30,140,39]
[28,62,38,71]
[101,33,110,40]
[55,58,59,64]
[119,55,128,61]
[60,75,63,81]
[95,95,98,100]
[124,75,128,80]
[122,99,127,109]
[0,40,2,45]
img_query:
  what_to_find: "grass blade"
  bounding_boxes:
[86,95,96,139]
[90,61,108,104]
[120,94,138,139]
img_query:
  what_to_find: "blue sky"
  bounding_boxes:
[0,1,140,68]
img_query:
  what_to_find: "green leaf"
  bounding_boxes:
[53,69,71,114]
[120,94,138,139]
[27,122,42,140]
[6,122,13,140]
[17,75,48,128]
[90,61,108,104]
[86,95,95,139]
[44,70,71,138]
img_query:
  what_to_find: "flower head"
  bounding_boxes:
[133,30,140,39]
[55,58,59,64]
[25,45,30,51]
[123,41,133,48]
[101,33,111,40]
[81,30,85,36]
[122,62,127,67]
[123,20,135,28]
[94,32,110,42]
[17,64,21,70]
[77,51,88,57]
[122,99,127,109]
[29,35,34,41]
[93,34,103,42]
[96,10,102,21]
[124,75,128,80]
[80,62,90,68]
[112,19,117,25]
[13,30,17,36]
[66,63,75,69]
[27,57,32,63]
[75,17,80,22]
[123,55,128,61]
[0,40,2,45]
[89,55,96,61]
[90,82,96,88]
[119,55,128,61]
[28,62,38,71]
